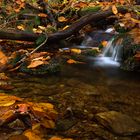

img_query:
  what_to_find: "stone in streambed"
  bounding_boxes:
[95,111,140,136]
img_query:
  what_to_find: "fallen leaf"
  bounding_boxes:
[112,5,118,15]
[0,51,8,65]
[67,59,84,64]
[71,49,81,54]
[58,16,67,22]
[0,100,15,107]
[38,13,48,18]
[62,25,69,30]
[27,60,44,68]
[17,24,25,30]
[101,41,108,47]
[24,130,42,140]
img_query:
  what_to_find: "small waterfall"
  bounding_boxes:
[102,37,123,62]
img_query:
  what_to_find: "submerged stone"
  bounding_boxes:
[95,111,140,136]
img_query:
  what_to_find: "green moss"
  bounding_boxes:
[79,6,101,16]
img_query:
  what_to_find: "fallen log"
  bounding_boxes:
[0,7,127,44]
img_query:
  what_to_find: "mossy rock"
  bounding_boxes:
[19,60,61,75]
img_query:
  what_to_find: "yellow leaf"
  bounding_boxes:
[71,49,81,54]
[0,100,15,107]
[58,16,67,22]
[17,24,25,31]
[62,25,69,30]
[112,5,118,15]
[27,60,44,68]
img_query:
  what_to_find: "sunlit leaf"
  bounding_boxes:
[112,5,118,15]
[71,49,81,54]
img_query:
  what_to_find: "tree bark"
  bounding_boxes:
[0,7,127,44]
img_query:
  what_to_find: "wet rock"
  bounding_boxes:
[95,111,140,136]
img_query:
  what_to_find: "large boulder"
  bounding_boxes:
[95,111,140,136]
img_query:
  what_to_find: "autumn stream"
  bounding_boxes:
[0,32,140,139]
[1,51,139,139]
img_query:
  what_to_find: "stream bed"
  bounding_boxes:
[4,55,140,140]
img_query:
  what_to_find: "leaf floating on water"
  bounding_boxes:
[67,59,84,64]
[112,5,118,15]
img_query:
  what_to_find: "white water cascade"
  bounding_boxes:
[102,38,123,62]
[92,37,123,67]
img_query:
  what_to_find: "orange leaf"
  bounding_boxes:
[71,49,81,54]
[0,51,8,65]
[112,5,118,15]
[27,60,44,68]
[67,59,84,64]
[38,13,48,18]
[58,16,67,22]
[101,41,108,47]
[67,59,77,64]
